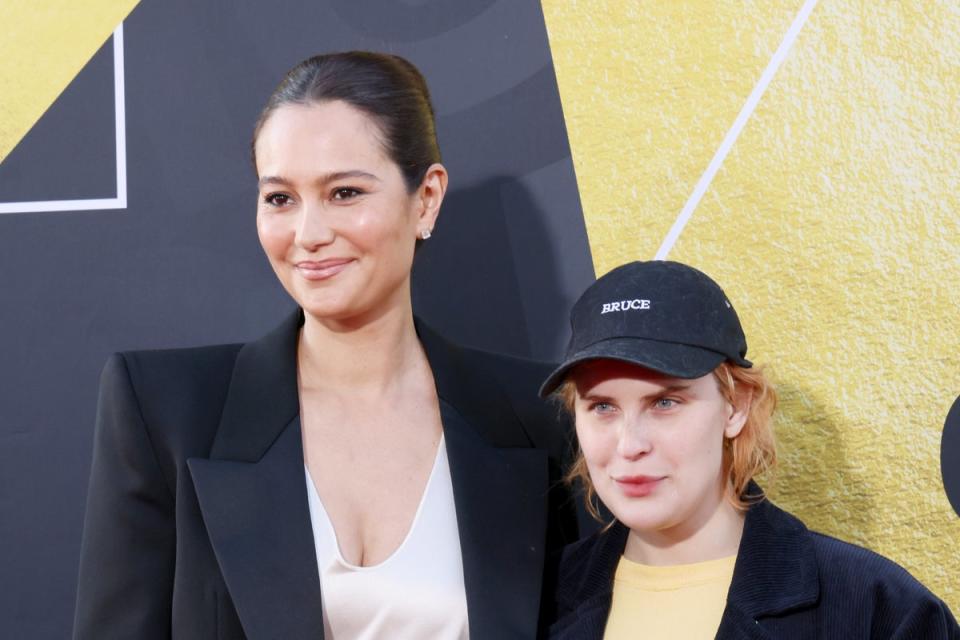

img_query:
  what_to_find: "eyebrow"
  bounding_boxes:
[655,383,693,394]
[580,383,693,402]
[257,170,380,189]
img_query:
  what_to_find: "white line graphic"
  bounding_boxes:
[654,0,818,260]
[0,24,128,215]
[113,23,127,209]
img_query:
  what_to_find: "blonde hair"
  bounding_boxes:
[558,362,777,521]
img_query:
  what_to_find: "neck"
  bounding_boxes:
[623,485,745,566]
[298,295,426,395]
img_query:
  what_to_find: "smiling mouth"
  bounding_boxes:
[294,259,354,281]
[614,476,665,497]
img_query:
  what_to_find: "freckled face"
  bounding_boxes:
[254,101,424,323]
[572,360,746,540]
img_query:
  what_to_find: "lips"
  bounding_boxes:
[614,475,664,497]
[294,258,354,281]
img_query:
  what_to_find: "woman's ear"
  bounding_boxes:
[724,386,752,439]
[415,163,448,234]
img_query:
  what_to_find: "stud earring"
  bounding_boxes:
[420,229,432,240]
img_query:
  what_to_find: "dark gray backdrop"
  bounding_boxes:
[0,1,594,637]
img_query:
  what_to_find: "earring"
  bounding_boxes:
[420,229,432,240]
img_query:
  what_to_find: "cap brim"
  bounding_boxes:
[538,337,733,398]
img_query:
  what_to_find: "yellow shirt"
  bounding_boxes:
[603,554,736,640]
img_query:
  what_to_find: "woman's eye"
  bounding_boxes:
[263,193,293,207]
[589,401,616,414]
[332,187,362,200]
[653,398,678,410]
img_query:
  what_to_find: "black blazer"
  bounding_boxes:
[73,311,579,639]
[549,488,959,639]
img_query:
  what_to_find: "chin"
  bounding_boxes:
[300,300,361,321]
[615,506,676,534]
[288,287,352,317]
[598,489,675,532]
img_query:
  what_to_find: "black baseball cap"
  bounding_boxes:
[539,260,751,397]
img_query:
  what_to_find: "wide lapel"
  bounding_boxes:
[188,310,325,640]
[418,321,551,639]
[716,490,819,640]
[550,523,627,640]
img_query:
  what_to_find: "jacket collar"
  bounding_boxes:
[208,309,301,461]
[723,487,820,618]
[209,309,534,462]
[555,485,820,637]
[417,317,551,638]
[191,309,550,639]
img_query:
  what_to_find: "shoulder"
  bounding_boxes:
[809,529,952,608]
[111,342,242,385]
[456,344,572,453]
[808,528,916,583]
[746,497,958,634]
[107,343,242,415]
[809,530,959,635]
[416,316,570,452]
[98,342,243,462]
[455,344,556,407]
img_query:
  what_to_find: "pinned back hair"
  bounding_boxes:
[252,51,441,192]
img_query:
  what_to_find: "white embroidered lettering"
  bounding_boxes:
[599,299,652,313]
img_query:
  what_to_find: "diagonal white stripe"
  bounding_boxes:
[0,24,128,215]
[654,0,819,260]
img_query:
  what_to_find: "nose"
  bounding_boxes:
[617,415,652,459]
[295,203,335,250]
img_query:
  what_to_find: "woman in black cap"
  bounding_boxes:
[74,52,577,639]
[542,260,958,639]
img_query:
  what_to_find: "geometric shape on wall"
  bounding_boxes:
[654,0,819,260]
[0,0,138,157]
[943,395,960,519]
[329,0,497,41]
[0,26,127,214]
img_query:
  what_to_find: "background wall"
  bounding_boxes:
[543,0,959,612]
[0,2,593,636]
[2,0,957,635]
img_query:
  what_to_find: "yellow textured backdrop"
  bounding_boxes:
[0,0,139,162]
[543,0,960,610]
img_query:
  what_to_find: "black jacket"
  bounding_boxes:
[549,489,959,639]
[73,310,579,639]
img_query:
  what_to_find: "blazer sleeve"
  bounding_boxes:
[73,354,176,639]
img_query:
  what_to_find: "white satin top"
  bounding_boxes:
[304,435,470,639]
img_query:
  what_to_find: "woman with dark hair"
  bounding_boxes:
[73,52,577,639]
[542,260,958,639]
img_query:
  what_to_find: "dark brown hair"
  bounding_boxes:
[251,51,441,192]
